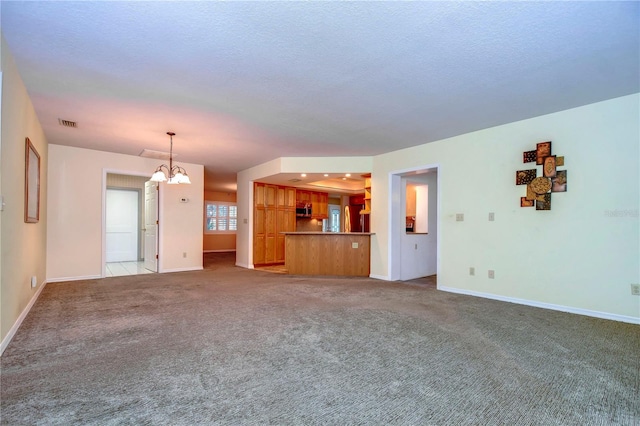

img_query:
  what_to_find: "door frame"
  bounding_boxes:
[387,164,440,283]
[102,169,162,277]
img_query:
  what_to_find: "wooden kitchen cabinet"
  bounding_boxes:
[277,187,286,208]
[253,235,265,264]
[254,182,297,266]
[265,208,276,234]
[297,191,329,219]
[255,182,278,208]
[361,174,372,215]
[277,186,297,209]
[350,194,365,206]
[276,207,296,262]
[309,191,329,219]
[255,183,265,207]
[254,208,265,234]
[265,235,276,264]
[265,184,277,208]
[294,189,328,219]
[319,193,328,217]
[296,190,310,203]
[285,187,296,208]
[310,192,320,218]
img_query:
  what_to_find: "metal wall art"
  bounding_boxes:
[516,141,567,210]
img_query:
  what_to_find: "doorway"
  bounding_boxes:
[106,188,139,262]
[323,204,341,232]
[388,165,439,282]
[103,173,157,277]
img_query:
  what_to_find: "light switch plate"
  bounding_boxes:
[489,212,495,221]
[456,213,464,222]
[352,242,359,249]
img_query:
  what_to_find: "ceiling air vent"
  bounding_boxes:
[58,118,77,128]
[288,178,302,183]
[139,149,174,160]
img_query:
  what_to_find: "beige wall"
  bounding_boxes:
[204,190,237,252]
[1,35,48,346]
[47,145,204,280]
[372,94,639,322]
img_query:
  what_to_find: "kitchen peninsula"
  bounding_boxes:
[283,232,373,276]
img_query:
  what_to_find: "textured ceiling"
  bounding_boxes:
[2,2,638,192]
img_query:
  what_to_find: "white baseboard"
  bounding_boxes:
[204,249,236,253]
[439,286,640,325]
[160,266,204,273]
[1,280,48,356]
[46,274,102,283]
[236,262,251,269]
[369,274,389,280]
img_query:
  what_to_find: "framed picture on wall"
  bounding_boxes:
[516,169,537,185]
[520,197,534,207]
[543,156,557,178]
[25,137,40,223]
[551,170,567,192]
[536,141,552,165]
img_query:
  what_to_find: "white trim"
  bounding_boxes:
[102,169,155,278]
[1,280,47,356]
[236,262,252,269]
[388,173,402,281]
[204,249,236,253]
[439,286,640,325]
[46,275,102,283]
[387,164,440,282]
[160,266,203,273]
[369,274,389,280]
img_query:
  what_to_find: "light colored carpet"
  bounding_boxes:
[1,253,638,425]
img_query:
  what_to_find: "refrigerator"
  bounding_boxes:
[344,205,370,233]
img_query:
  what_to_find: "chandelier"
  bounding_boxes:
[150,132,191,184]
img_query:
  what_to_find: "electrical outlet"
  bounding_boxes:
[631,284,640,296]
[352,242,359,249]
[488,270,495,279]
[183,252,187,258]
[456,213,464,222]
[414,243,418,250]
[489,212,495,221]
[469,267,475,276]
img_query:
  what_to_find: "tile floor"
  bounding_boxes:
[105,261,155,277]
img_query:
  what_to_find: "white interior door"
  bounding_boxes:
[144,181,158,272]
[106,189,139,262]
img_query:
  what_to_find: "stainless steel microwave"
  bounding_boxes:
[296,203,312,217]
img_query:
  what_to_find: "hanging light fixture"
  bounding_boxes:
[150,132,191,184]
